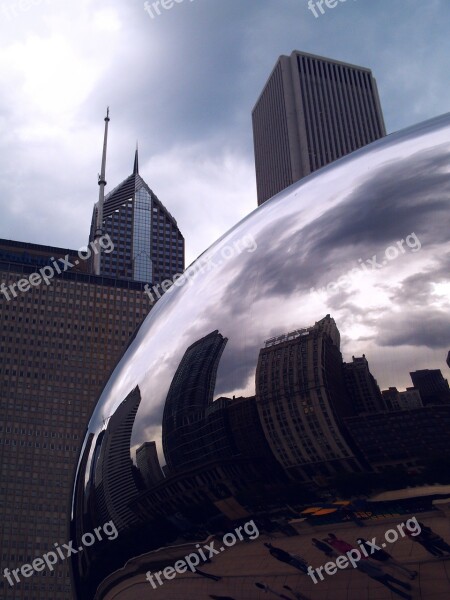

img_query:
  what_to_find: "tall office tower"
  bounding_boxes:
[162,330,228,473]
[89,149,184,284]
[410,369,450,405]
[255,315,362,484]
[0,240,151,600]
[252,50,386,204]
[136,441,164,489]
[343,355,387,414]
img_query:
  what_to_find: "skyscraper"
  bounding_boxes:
[0,240,151,600]
[89,149,184,284]
[252,50,386,204]
[255,315,362,483]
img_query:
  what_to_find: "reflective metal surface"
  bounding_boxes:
[70,114,450,600]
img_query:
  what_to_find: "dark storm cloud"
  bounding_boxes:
[387,251,450,306]
[379,310,450,349]
[213,136,450,317]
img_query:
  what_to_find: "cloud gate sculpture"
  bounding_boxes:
[70,113,450,600]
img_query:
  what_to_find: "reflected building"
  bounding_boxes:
[131,392,285,527]
[252,50,386,204]
[382,386,423,411]
[136,441,164,488]
[255,315,362,483]
[410,369,450,405]
[343,355,387,414]
[345,405,450,471]
[162,330,228,473]
[89,150,184,284]
[94,387,142,533]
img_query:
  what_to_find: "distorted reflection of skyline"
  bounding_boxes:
[79,114,450,474]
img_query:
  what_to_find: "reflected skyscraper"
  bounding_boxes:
[89,149,184,284]
[410,369,450,405]
[94,387,142,532]
[252,50,386,204]
[381,387,423,411]
[343,355,387,414]
[255,315,361,483]
[162,330,228,472]
[136,441,164,488]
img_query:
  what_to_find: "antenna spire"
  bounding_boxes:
[93,107,110,276]
[133,141,139,175]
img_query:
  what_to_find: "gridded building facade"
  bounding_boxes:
[89,152,184,284]
[252,51,386,204]
[255,315,361,483]
[0,241,151,600]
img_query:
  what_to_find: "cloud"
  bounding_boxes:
[0,0,449,266]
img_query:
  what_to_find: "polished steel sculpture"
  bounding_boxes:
[70,113,450,600]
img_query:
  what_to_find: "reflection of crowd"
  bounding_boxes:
[204,521,450,600]
[405,522,450,556]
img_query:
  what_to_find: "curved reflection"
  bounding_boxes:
[70,114,450,600]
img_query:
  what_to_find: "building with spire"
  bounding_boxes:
[89,130,184,284]
[0,111,159,600]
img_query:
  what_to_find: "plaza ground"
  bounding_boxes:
[100,511,450,599]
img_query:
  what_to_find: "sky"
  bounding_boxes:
[0,0,449,265]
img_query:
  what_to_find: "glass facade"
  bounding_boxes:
[132,187,153,282]
[89,162,184,285]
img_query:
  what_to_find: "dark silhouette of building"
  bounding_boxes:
[447,350,450,368]
[136,441,164,489]
[399,387,423,409]
[383,387,423,411]
[252,50,386,204]
[345,406,450,471]
[343,355,387,414]
[381,387,399,412]
[255,315,362,484]
[89,149,184,284]
[410,369,450,405]
[162,330,228,472]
